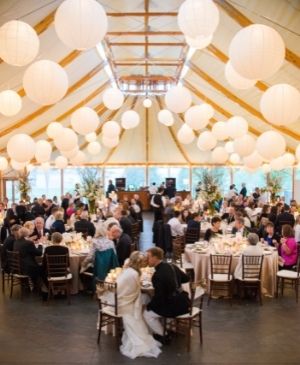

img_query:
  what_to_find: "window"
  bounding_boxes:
[272,169,293,203]
[104,167,146,191]
[63,167,102,195]
[233,168,266,196]
[148,166,189,191]
[29,168,61,200]
[192,167,230,197]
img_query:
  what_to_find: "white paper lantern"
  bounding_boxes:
[0,90,22,116]
[55,156,68,169]
[54,0,108,50]
[270,156,285,171]
[7,134,36,163]
[0,20,39,66]
[102,135,119,148]
[229,24,285,80]
[224,61,257,90]
[256,131,286,160]
[243,151,263,169]
[158,109,174,126]
[227,116,248,139]
[71,107,99,135]
[35,140,52,163]
[225,141,234,154]
[211,146,228,164]
[47,122,63,139]
[296,144,300,162]
[121,110,140,129]
[11,159,27,171]
[211,121,229,141]
[61,146,79,159]
[261,163,271,173]
[70,151,86,165]
[229,153,241,164]
[23,60,69,105]
[0,157,8,170]
[260,84,300,126]
[87,141,101,155]
[143,98,152,108]
[54,128,78,151]
[102,121,121,138]
[102,88,124,110]
[197,131,217,151]
[178,0,220,38]
[85,132,97,142]
[165,86,192,114]
[233,134,256,157]
[185,34,212,49]
[177,124,195,144]
[282,152,295,167]
[184,104,213,130]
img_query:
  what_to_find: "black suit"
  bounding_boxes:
[275,212,295,233]
[221,213,235,224]
[165,186,176,199]
[187,220,200,231]
[147,262,189,317]
[120,216,132,237]
[1,235,15,272]
[115,233,132,266]
[231,226,249,237]
[153,194,164,222]
[30,227,50,241]
[74,219,96,237]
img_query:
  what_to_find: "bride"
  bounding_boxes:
[116,251,161,359]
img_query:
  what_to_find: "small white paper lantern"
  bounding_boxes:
[211,121,229,141]
[260,83,300,126]
[261,163,271,173]
[54,0,108,50]
[47,122,63,139]
[229,24,285,80]
[85,132,97,142]
[296,144,300,162]
[7,134,36,163]
[61,146,79,159]
[211,146,228,164]
[158,109,174,126]
[227,116,248,139]
[229,153,241,164]
[55,156,68,169]
[35,140,52,163]
[23,60,69,105]
[178,0,220,38]
[54,128,78,152]
[102,88,124,110]
[270,156,285,171]
[225,141,234,154]
[0,20,39,66]
[121,110,140,129]
[233,134,256,157]
[197,131,217,151]
[87,141,101,155]
[184,104,213,130]
[143,98,152,108]
[224,61,257,90]
[165,86,192,114]
[256,131,286,160]
[185,34,212,49]
[102,121,121,138]
[0,157,8,170]
[102,135,119,148]
[71,107,99,135]
[0,90,22,116]
[70,151,86,165]
[282,152,295,167]
[11,159,27,171]
[177,124,195,144]
[243,151,263,170]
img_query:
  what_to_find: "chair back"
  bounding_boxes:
[242,255,264,280]
[46,254,69,278]
[172,237,183,266]
[130,222,140,249]
[190,281,205,314]
[210,254,232,280]
[96,279,118,316]
[185,228,200,244]
[7,250,22,275]
[163,223,172,253]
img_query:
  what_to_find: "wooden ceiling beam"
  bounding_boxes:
[115,62,181,66]
[109,42,185,46]
[119,75,175,81]
[107,12,178,17]
[107,31,182,36]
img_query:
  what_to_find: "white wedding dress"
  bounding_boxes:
[116,267,161,359]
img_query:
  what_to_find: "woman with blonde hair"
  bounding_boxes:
[23,221,35,236]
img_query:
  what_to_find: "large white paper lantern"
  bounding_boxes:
[296,144,300,162]
[55,156,68,169]
[165,86,192,114]
[233,134,256,157]
[54,128,78,151]
[102,135,119,148]
[47,122,63,139]
[282,152,295,167]
[0,90,22,116]
[261,163,271,173]
[23,60,69,105]
[178,0,220,38]
[11,159,27,171]
[212,121,229,141]
[227,116,248,139]
[35,140,52,163]
[158,109,174,126]
[143,98,152,108]
[121,110,140,129]
[102,121,121,138]
[197,131,217,151]
[185,34,212,49]
[256,131,286,160]
[243,151,263,170]
[71,107,99,135]
[7,134,36,163]
[61,146,79,159]
[225,141,234,154]
[87,141,101,155]
[102,88,124,110]
[184,104,213,130]
[224,61,257,90]
[229,153,241,164]
[70,151,86,165]
[260,84,300,126]
[0,157,8,170]
[54,0,108,50]
[85,132,97,142]
[270,156,285,171]
[211,146,228,164]
[0,20,39,66]
[177,124,195,144]
[229,24,285,80]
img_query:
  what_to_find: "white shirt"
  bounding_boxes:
[234,244,264,280]
[168,217,184,237]
[295,224,300,243]
[226,189,237,200]
[149,185,158,195]
[45,215,55,230]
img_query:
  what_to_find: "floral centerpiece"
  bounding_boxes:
[79,169,104,214]
[262,172,282,203]
[17,171,31,202]
[197,169,222,215]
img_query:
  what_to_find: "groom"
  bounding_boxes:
[143,247,190,344]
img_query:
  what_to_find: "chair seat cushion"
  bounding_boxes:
[209,273,232,282]
[13,274,29,279]
[102,306,122,317]
[235,276,260,282]
[48,273,72,281]
[277,270,300,279]
[176,307,201,318]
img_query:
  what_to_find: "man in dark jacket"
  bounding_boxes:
[152,187,164,222]
[108,223,132,266]
[275,204,295,234]
[74,211,96,237]
[119,210,132,237]
[1,224,22,273]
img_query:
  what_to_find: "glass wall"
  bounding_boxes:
[233,168,265,196]
[271,169,293,203]
[104,167,146,191]
[148,167,189,191]
[29,168,61,200]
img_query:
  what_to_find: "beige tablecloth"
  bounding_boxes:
[69,254,87,294]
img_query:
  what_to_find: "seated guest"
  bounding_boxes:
[181,209,192,224]
[16,201,26,223]
[1,208,19,242]
[143,247,190,344]
[262,222,280,247]
[279,224,298,270]
[258,204,270,223]
[257,217,269,239]
[234,233,263,280]
[187,212,202,231]
[44,199,56,218]
[66,202,76,219]
[23,221,35,236]
[45,207,60,230]
[1,224,22,273]
[168,211,184,237]
[204,216,222,241]
[232,217,249,237]
[221,206,236,224]
[31,217,50,242]
[295,215,300,243]
[51,211,66,234]
[275,204,295,233]
[31,198,45,218]
[74,211,96,237]
[42,232,69,275]
[108,223,132,266]
[268,206,278,225]
[120,209,133,236]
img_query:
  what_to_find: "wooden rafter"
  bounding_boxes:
[107,31,182,36]
[109,42,185,47]
[107,12,177,17]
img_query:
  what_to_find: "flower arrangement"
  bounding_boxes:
[17,171,31,202]
[196,169,222,214]
[78,169,104,213]
[263,172,283,203]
